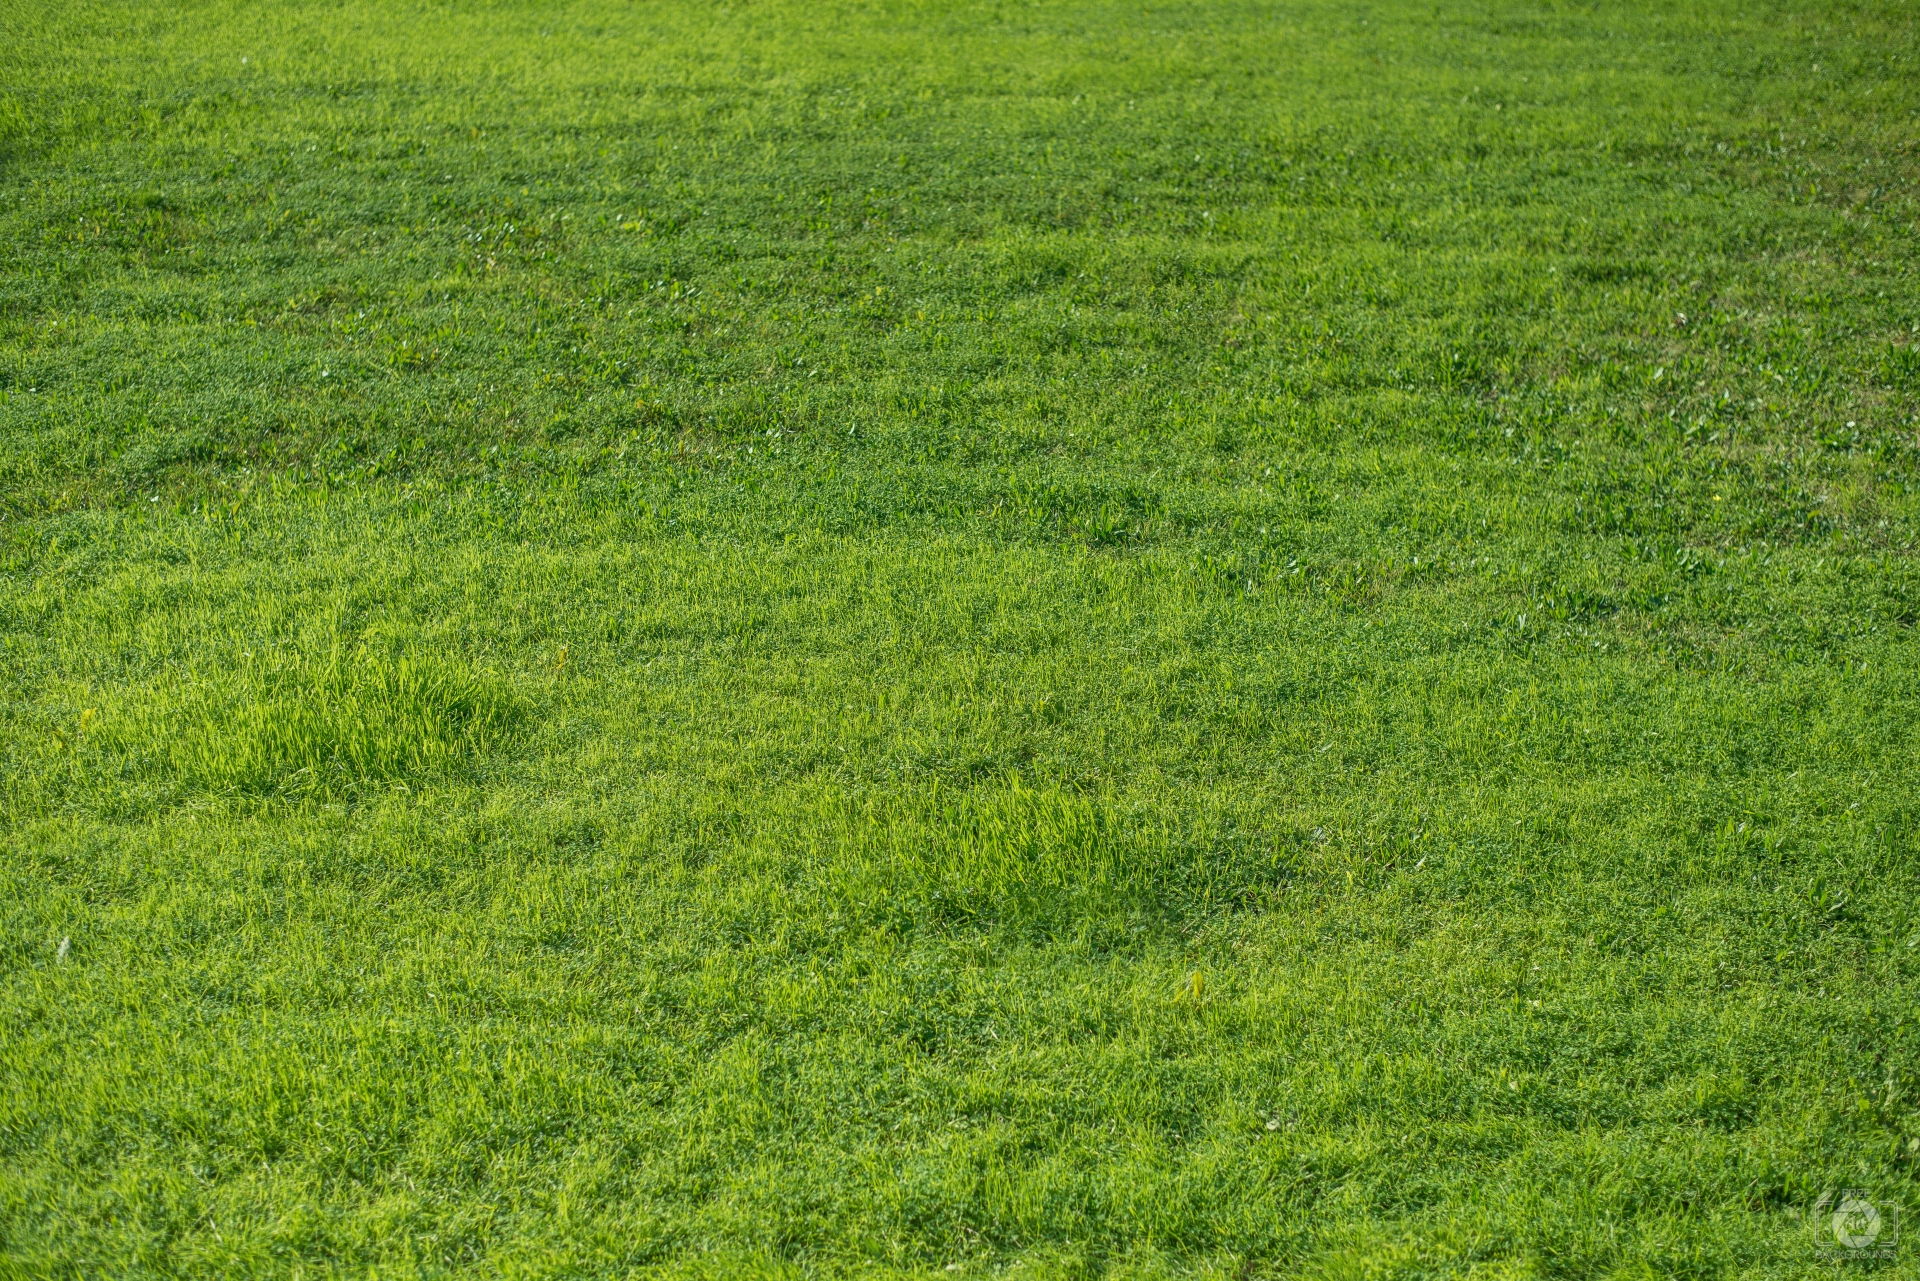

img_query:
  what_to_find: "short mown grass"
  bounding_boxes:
[3,0,1919,1276]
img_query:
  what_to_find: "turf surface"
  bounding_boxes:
[3,0,1920,1275]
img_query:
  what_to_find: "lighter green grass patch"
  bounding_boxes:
[100,647,521,800]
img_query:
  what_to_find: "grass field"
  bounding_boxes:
[3,0,1919,1275]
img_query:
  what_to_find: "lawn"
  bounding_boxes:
[2,0,1919,1275]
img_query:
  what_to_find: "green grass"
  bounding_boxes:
[3,0,1919,1274]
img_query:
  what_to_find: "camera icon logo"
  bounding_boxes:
[1814,1189,1899,1261]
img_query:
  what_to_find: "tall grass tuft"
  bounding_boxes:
[123,647,521,799]
[922,778,1117,915]
[809,779,1198,934]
